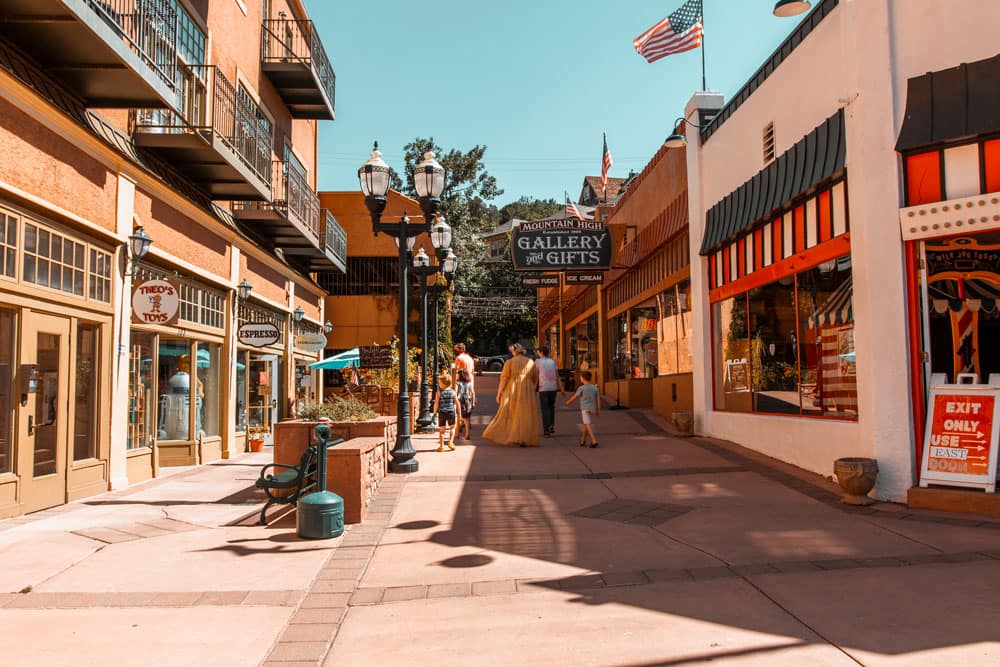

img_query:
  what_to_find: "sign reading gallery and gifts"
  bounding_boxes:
[132,279,180,325]
[511,219,612,272]
[238,322,281,348]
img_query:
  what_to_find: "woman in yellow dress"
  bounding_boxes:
[483,343,542,447]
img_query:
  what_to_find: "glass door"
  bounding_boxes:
[18,312,70,513]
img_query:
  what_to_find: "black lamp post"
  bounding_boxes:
[411,216,456,432]
[358,143,445,473]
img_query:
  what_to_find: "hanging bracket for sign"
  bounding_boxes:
[919,373,1000,492]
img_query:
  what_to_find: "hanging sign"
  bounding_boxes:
[238,322,281,348]
[511,218,612,272]
[920,379,1000,492]
[521,274,560,288]
[295,332,328,352]
[132,279,180,325]
[360,345,393,369]
[564,272,604,285]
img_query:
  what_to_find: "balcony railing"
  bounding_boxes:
[261,17,336,119]
[273,159,321,239]
[0,0,180,106]
[323,209,347,273]
[130,65,272,195]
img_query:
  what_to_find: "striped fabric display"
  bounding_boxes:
[633,0,704,64]
[711,181,849,289]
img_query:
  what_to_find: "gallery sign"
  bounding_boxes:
[521,274,560,288]
[238,322,281,348]
[132,279,180,325]
[564,272,604,285]
[511,218,612,272]
[295,332,328,352]
[920,381,1000,492]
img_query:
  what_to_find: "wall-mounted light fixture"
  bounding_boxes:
[128,226,153,277]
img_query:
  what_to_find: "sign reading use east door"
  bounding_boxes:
[920,382,1000,492]
[511,218,612,272]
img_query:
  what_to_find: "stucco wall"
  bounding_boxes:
[135,188,230,278]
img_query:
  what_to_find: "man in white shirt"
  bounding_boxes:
[535,346,564,437]
[453,343,476,390]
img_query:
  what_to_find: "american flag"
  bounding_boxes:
[634,0,704,64]
[601,133,613,197]
[565,193,587,220]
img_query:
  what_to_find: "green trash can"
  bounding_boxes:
[297,425,345,540]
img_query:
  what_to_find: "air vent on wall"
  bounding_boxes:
[763,122,776,164]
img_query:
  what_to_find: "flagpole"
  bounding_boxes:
[701,0,707,90]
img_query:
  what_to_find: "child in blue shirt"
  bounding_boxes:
[566,370,600,448]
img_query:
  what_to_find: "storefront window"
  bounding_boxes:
[74,323,100,460]
[712,253,857,419]
[609,313,631,380]
[713,295,751,412]
[630,304,658,378]
[235,349,247,432]
[294,361,313,415]
[0,310,14,472]
[127,332,155,449]
[543,323,560,364]
[197,342,220,437]
[798,257,857,417]
[157,340,194,441]
[249,354,281,431]
[749,278,799,414]
[569,315,597,372]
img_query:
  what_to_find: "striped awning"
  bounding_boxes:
[929,279,1000,313]
[807,278,853,329]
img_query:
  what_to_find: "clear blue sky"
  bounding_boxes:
[305,0,805,207]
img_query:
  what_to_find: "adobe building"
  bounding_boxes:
[0,0,344,516]
[682,0,1000,507]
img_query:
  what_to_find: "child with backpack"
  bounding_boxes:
[455,368,476,441]
[433,373,458,451]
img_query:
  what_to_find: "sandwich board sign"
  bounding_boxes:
[919,374,1000,492]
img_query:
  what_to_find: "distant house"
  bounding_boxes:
[579,176,627,207]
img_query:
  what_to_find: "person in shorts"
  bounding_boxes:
[455,368,476,441]
[566,370,600,448]
[433,373,457,451]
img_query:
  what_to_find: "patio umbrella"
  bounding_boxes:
[311,348,360,370]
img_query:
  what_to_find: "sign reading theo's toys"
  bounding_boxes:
[132,279,180,325]
[511,219,611,272]
[238,322,281,348]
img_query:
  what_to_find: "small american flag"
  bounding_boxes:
[565,193,587,220]
[601,133,613,198]
[634,0,704,64]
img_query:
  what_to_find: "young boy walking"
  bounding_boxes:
[433,373,458,452]
[566,370,600,448]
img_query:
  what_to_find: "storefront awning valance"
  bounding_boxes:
[701,109,846,256]
[929,279,1000,314]
[311,348,360,370]
[895,52,1000,153]
[807,277,853,329]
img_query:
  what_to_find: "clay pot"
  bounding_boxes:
[834,457,878,505]
[248,438,265,453]
[673,411,694,437]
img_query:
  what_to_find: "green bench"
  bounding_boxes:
[254,445,318,525]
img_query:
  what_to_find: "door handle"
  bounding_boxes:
[27,414,34,435]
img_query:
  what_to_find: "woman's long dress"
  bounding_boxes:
[483,355,541,446]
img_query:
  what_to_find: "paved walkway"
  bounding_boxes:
[2,375,1000,665]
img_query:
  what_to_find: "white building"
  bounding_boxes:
[684,0,1000,507]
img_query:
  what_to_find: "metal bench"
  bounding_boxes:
[254,445,319,525]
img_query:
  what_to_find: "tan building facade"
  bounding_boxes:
[0,0,344,517]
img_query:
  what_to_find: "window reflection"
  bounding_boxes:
[713,295,751,412]
[749,278,800,414]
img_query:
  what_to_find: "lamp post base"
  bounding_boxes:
[388,443,419,474]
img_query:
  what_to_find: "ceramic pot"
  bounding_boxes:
[834,457,878,505]
[673,411,694,437]
[248,437,265,453]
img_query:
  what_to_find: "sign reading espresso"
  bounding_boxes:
[132,279,180,325]
[564,272,604,285]
[521,274,560,288]
[511,218,612,272]
[238,322,281,348]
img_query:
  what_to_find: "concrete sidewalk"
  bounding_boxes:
[3,375,1000,666]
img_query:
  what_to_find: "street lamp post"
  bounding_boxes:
[411,218,457,432]
[427,248,458,410]
[358,143,445,474]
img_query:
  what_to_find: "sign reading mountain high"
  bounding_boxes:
[511,219,612,272]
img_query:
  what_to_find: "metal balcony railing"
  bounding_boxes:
[323,209,347,271]
[84,0,178,86]
[130,65,272,185]
[262,17,336,111]
[273,159,321,239]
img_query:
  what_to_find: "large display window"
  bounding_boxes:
[657,279,692,375]
[713,254,857,419]
[569,315,597,371]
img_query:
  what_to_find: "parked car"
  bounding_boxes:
[475,353,509,374]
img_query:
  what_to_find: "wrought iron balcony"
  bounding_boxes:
[0,0,178,107]
[234,161,344,272]
[323,209,347,273]
[261,18,335,120]
[130,65,272,200]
